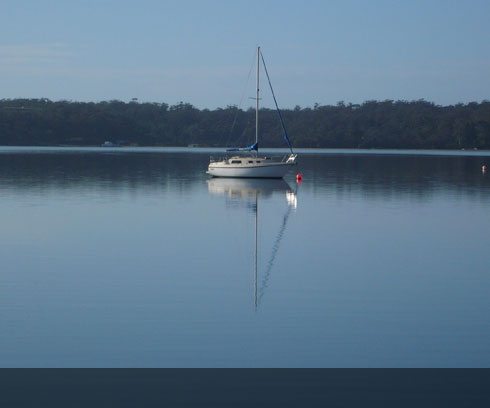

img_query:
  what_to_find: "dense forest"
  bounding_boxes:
[1,98,489,149]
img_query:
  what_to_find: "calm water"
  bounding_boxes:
[1,147,489,367]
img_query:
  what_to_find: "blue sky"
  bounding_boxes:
[1,0,489,108]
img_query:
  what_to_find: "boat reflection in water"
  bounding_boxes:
[207,178,298,309]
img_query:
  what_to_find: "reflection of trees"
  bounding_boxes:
[0,150,209,195]
[1,150,488,201]
[305,154,490,200]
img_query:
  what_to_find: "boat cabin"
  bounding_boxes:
[224,156,273,166]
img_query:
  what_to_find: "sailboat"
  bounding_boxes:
[207,46,298,178]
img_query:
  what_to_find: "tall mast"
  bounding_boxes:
[255,46,260,155]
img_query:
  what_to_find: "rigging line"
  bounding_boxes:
[260,53,294,154]
[222,49,257,149]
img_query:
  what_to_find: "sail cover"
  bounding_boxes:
[226,142,258,152]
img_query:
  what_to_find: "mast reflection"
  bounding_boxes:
[207,178,298,310]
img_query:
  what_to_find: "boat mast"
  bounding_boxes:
[255,46,260,156]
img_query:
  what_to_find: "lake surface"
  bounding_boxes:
[1,147,489,367]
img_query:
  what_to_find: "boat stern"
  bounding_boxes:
[286,154,298,164]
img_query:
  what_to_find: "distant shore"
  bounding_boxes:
[1,99,489,150]
[1,145,490,157]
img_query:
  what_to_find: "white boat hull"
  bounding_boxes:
[207,162,294,178]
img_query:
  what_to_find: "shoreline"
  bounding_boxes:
[1,145,490,157]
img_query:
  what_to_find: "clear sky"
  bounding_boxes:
[1,0,489,108]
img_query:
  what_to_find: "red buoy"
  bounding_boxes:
[296,173,303,183]
[483,165,487,173]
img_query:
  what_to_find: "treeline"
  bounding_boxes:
[1,98,489,149]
